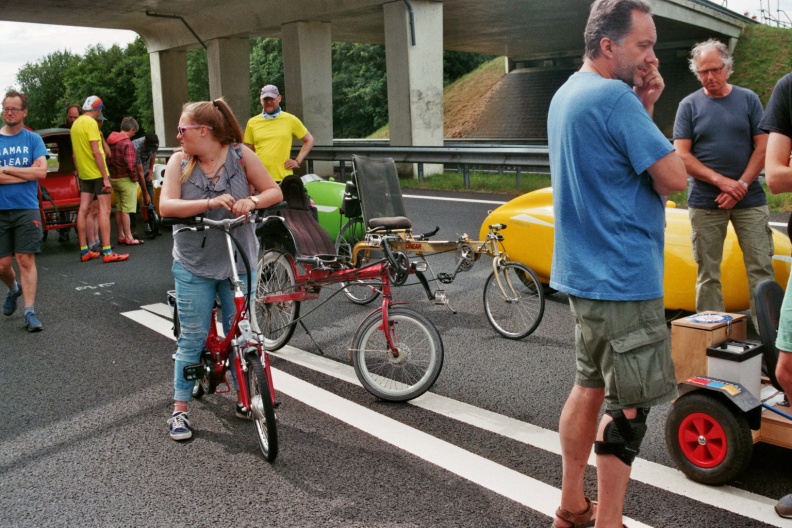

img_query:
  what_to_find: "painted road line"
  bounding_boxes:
[273,367,652,528]
[403,194,507,205]
[123,306,784,527]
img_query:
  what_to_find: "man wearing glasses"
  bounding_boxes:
[673,39,772,329]
[0,90,47,332]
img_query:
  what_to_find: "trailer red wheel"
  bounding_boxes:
[665,392,753,485]
[677,412,728,468]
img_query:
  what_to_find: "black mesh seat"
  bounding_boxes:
[278,175,337,258]
[351,155,412,231]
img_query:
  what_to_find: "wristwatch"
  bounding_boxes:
[249,195,260,207]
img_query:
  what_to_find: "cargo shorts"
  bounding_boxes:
[569,295,678,410]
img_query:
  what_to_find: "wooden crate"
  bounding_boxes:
[670,312,747,383]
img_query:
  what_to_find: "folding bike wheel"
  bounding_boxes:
[253,249,300,351]
[351,307,444,402]
[335,217,382,305]
[246,351,278,462]
[483,262,545,339]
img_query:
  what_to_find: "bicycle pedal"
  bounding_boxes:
[437,273,454,284]
[183,363,207,381]
[433,290,448,304]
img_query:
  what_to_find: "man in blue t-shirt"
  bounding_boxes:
[547,1,687,527]
[0,90,48,332]
[673,39,772,330]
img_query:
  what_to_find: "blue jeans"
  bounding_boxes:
[171,260,253,402]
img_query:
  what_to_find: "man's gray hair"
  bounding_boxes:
[121,116,139,133]
[688,39,733,78]
[584,0,653,60]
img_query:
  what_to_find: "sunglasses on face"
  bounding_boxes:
[177,124,213,135]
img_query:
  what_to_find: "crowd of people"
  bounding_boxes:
[548,0,792,524]
[1,2,791,519]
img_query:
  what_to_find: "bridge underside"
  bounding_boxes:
[3,1,751,171]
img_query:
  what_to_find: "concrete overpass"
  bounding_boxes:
[2,1,754,174]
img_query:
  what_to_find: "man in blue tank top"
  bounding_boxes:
[673,39,773,330]
[547,1,687,526]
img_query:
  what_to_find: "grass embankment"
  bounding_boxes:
[380,26,792,211]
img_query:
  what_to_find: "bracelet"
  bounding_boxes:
[206,198,211,210]
[738,180,749,189]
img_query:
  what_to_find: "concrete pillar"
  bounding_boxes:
[384,0,444,176]
[150,49,188,148]
[282,21,334,177]
[207,38,251,128]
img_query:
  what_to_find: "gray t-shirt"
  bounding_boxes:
[673,85,766,209]
[172,144,259,280]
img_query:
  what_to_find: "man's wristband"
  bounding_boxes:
[738,180,749,189]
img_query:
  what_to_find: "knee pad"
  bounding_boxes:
[594,408,650,466]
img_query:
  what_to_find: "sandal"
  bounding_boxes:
[125,238,144,245]
[552,497,596,528]
[118,237,129,246]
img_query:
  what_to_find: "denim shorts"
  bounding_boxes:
[569,295,678,410]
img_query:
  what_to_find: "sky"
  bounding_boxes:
[0,0,788,96]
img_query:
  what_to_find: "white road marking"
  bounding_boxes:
[124,305,786,527]
[403,194,507,205]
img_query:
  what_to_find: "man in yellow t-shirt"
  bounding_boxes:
[70,95,128,263]
[244,85,314,182]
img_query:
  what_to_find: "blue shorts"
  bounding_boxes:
[0,209,42,257]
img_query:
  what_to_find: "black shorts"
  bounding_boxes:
[79,178,110,196]
[0,209,42,257]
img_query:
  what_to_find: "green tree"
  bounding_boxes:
[16,50,80,130]
[187,48,210,103]
[332,42,388,138]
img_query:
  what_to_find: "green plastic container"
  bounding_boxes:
[302,175,346,241]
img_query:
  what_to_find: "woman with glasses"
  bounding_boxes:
[159,98,282,441]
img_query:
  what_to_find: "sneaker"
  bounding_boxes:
[167,412,192,441]
[102,252,130,263]
[235,403,251,420]
[3,284,22,316]
[81,250,100,262]
[777,494,792,518]
[89,241,101,253]
[24,311,43,332]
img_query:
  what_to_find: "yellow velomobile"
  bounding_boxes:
[480,187,791,312]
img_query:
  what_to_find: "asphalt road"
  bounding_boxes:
[1,191,791,528]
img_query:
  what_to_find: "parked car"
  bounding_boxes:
[479,187,792,313]
[35,128,164,240]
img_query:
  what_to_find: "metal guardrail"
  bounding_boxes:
[157,143,551,189]
[301,145,550,188]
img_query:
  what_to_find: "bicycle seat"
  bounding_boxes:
[277,175,337,258]
[367,216,412,230]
